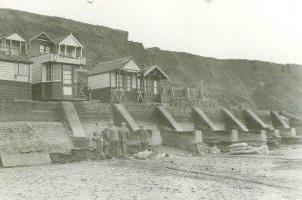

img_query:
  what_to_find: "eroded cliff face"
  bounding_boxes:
[0,8,301,115]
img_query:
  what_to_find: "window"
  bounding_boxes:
[52,64,61,82]
[144,80,147,92]
[63,65,72,84]
[39,45,44,54]
[137,78,141,90]
[17,64,29,76]
[111,73,116,87]
[73,68,77,83]
[46,64,52,81]
[148,79,152,92]
[63,86,73,96]
[45,46,50,54]
[40,45,50,55]
[15,64,29,82]
[132,74,137,89]
[153,80,158,94]
[126,74,131,91]
[118,74,123,89]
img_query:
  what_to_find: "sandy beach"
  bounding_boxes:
[0,145,302,200]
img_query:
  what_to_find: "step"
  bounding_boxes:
[113,104,140,132]
[157,106,184,132]
[244,109,269,129]
[192,107,224,131]
[60,101,86,138]
[222,108,249,132]
[271,111,290,129]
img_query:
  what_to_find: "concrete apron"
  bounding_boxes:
[0,152,51,168]
[279,128,301,144]
[235,129,269,147]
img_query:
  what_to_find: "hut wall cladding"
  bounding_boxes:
[0,61,15,80]
[0,80,31,100]
[91,88,112,103]
[0,100,59,122]
[88,73,110,89]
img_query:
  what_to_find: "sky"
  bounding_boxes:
[0,0,301,64]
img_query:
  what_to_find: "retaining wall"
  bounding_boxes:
[0,100,59,122]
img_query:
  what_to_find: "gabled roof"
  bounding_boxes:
[5,33,26,42]
[29,32,56,45]
[88,57,141,76]
[57,34,83,48]
[143,65,171,82]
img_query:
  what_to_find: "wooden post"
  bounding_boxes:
[64,45,67,57]
[109,72,111,88]
[9,40,12,54]
[58,44,61,55]
[171,87,175,98]
[19,41,22,55]
[89,89,92,102]
[74,46,77,58]
[80,48,83,58]
[118,70,121,92]
[159,74,162,95]
[186,88,191,99]
[136,73,138,90]
[115,72,118,90]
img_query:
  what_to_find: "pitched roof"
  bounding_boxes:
[57,34,83,48]
[29,32,56,44]
[143,65,171,82]
[88,57,141,75]
[5,33,26,42]
[0,53,32,64]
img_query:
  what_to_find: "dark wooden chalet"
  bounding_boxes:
[0,33,32,99]
[87,57,142,103]
[142,65,171,102]
[30,32,86,101]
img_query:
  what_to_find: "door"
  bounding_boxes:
[63,65,73,96]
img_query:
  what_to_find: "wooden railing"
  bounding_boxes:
[163,87,207,109]
[0,45,26,56]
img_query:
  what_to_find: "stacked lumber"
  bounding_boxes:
[229,143,269,155]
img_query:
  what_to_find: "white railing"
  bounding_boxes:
[0,45,26,56]
[31,53,86,65]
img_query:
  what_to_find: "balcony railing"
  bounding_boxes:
[31,53,86,65]
[0,45,26,56]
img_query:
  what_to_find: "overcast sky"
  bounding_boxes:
[0,0,301,64]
